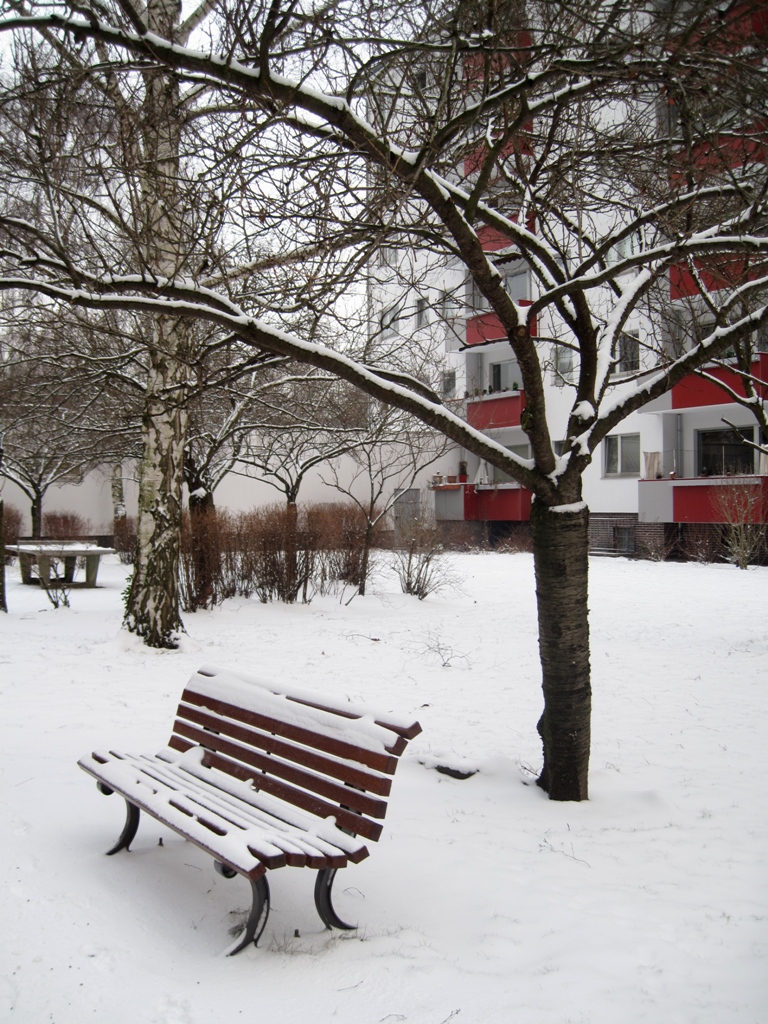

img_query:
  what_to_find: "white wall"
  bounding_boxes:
[1,469,127,536]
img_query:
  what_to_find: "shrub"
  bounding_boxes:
[177,500,388,609]
[113,514,137,565]
[308,502,383,595]
[678,523,724,564]
[179,507,230,611]
[42,510,91,538]
[714,482,767,570]
[2,504,23,559]
[391,509,452,600]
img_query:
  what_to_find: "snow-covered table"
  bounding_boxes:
[78,665,423,955]
[6,541,115,588]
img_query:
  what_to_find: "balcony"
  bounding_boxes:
[669,354,768,409]
[639,473,768,524]
[465,304,537,348]
[466,390,526,430]
[431,474,533,523]
[464,482,532,522]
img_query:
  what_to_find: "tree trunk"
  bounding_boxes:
[189,480,216,610]
[122,0,191,646]
[530,498,591,801]
[0,500,7,613]
[123,344,187,647]
[31,491,42,539]
[284,497,299,603]
[358,520,374,596]
[111,463,126,522]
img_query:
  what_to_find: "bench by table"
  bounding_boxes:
[7,541,115,588]
[78,665,422,954]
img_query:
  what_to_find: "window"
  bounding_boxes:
[415,296,428,329]
[440,289,461,321]
[553,343,574,385]
[696,315,717,346]
[500,264,528,301]
[604,433,641,476]
[697,427,754,477]
[470,262,528,313]
[614,525,635,554]
[615,331,640,374]
[607,232,641,267]
[492,444,530,483]
[470,276,488,313]
[663,313,688,360]
[380,247,397,268]
[489,361,520,392]
[441,370,457,398]
[379,304,403,338]
[756,324,768,353]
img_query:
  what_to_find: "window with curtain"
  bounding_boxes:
[492,444,530,483]
[604,433,641,475]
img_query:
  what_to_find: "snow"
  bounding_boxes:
[548,501,588,513]
[1,552,767,1023]
[186,665,404,754]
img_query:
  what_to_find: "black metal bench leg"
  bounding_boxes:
[96,784,141,855]
[314,868,356,931]
[226,875,270,956]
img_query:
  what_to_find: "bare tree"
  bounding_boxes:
[1,0,767,798]
[0,9,374,645]
[0,320,131,535]
[322,400,448,595]
[0,437,6,612]
[714,481,765,569]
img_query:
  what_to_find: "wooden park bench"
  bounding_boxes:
[78,665,422,954]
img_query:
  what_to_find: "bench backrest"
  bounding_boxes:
[167,666,422,843]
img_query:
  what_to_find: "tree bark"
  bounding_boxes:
[111,463,126,523]
[358,520,375,596]
[284,496,299,603]
[188,461,216,610]
[123,345,187,647]
[31,491,42,539]
[122,0,191,646]
[0,500,7,613]
[531,498,591,801]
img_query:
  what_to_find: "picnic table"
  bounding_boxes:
[6,540,116,588]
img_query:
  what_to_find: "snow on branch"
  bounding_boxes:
[0,271,541,488]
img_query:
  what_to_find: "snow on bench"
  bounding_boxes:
[78,665,422,954]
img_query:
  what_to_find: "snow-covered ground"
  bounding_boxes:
[1,552,766,1024]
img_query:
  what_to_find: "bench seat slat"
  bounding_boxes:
[171,753,370,863]
[80,751,366,875]
[199,748,384,843]
[138,758,352,868]
[181,689,402,773]
[80,753,270,878]
[139,754,365,857]
[147,780,305,867]
[171,719,389,819]
[176,703,394,796]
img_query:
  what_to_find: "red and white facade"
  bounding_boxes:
[420,236,768,554]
